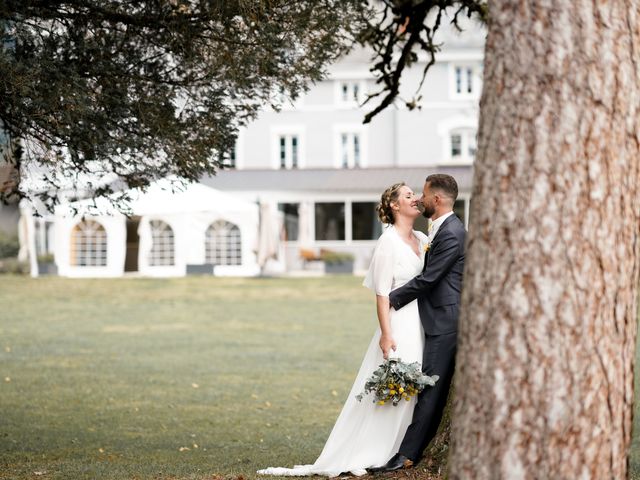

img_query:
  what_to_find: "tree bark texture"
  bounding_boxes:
[450,1,640,479]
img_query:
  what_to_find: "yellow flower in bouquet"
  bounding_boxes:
[355,358,439,406]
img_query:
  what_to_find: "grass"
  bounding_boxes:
[0,276,376,479]
[0,275,639,479]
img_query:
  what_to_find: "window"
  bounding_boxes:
[340,132,361,168]
[279,134,299,169]
[451,134,462,157]
[451,64,482,99]
[449,129,477,163]
[455,66,474,94]
[220,146,236,169]
[206,220,241,266]
[278,203,299,241]
[352,202,382,240]
[454,199,466,225]
[315,203,345,241]
[339,81,361,104]
[149,220,175,266]
[70,220,107,267]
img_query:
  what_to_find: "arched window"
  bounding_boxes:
[206,221,241,266]
[70,220,107,266]
[149,220,175,266]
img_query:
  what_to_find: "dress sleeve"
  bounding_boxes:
[362,233,394,297]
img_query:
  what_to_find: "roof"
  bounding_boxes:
[201,166,474,193]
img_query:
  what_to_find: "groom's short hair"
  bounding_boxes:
[425,174,458,201]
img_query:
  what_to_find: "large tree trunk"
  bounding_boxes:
[450,1,640,479]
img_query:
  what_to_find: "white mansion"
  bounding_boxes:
[24,19,484,277]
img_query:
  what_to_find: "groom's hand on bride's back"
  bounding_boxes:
[379,334,397,359]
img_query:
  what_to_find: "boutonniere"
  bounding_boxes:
[423,243,432,253]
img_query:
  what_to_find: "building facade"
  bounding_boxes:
[204,20,484,273]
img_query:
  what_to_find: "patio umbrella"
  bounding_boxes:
[256,201,278,273]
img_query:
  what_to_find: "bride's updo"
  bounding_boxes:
[376,182,406,224]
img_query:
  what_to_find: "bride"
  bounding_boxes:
[258,182,429,477]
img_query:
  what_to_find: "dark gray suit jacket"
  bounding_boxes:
[389,214,465,335]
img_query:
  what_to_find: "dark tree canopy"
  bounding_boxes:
[0,0,486,210]
[0,0,366,208]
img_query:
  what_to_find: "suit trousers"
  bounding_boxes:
[398,331,457,462]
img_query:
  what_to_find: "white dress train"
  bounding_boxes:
[258,226,427,477]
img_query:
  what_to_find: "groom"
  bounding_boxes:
[375,173,466,472]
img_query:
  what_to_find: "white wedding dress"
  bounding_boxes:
[258,226,427,477]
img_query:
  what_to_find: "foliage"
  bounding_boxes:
[0,0,368,210]
[0,229,18,258]
[0,0,491,209]
[36,253,54,263]
[356,357,438,406]
[319,249,355,265]
[0,256,27,273]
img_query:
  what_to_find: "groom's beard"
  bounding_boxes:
[422,205,435,219]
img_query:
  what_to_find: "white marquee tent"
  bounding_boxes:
[24,181,267,277]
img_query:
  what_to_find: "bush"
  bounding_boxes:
[0,231,19,258]
[37,253,55,263]
[319,249,355,265]
[0,257,29,274]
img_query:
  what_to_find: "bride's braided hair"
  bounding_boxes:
[376,182,406,225]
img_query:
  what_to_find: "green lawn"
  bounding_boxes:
[0,276,639,479]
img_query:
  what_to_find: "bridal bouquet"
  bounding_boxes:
[355,358,438,406]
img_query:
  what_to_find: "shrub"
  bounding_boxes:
[0,231,19,259]
[319,249,355,265]
[0,257,29,274]
[37,253,55,263]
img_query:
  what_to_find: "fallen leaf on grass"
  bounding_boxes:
[251,393,258,399]
[98,448,105,453]
[264,401,271,407]
[331,390,338,396]
[193,443,199,449]
[4,377,10,382]
[179,447,190,452]
[5,346,10,353]
[33,471,46,476]
[192,383,199,389]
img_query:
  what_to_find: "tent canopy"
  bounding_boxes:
[56,180,258,218]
